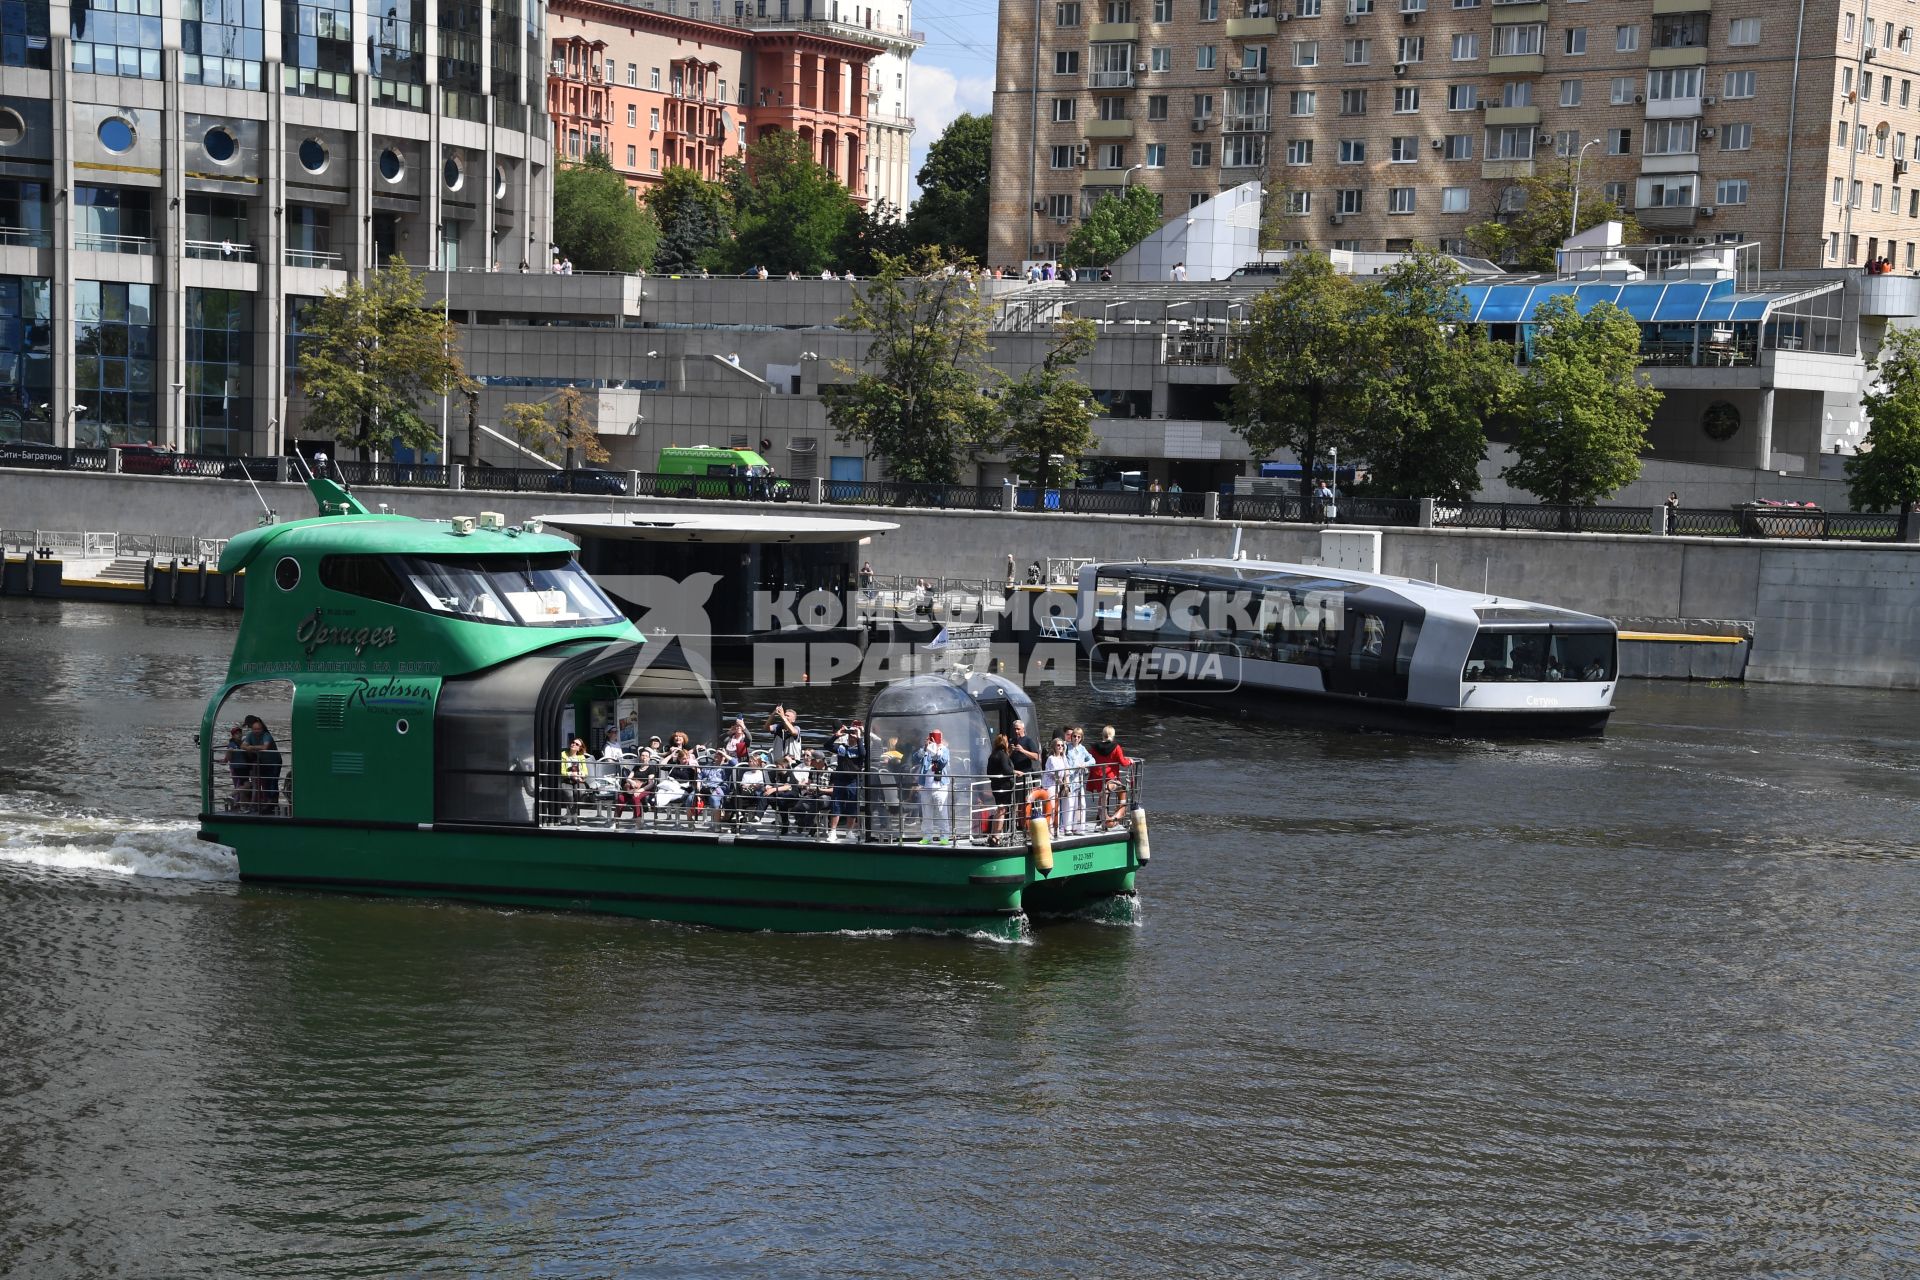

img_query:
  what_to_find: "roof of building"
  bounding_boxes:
[1458,276,1830,325]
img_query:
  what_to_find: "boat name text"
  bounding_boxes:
[296,609,398,657]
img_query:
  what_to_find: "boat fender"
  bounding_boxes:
[1029,815,1054,876]
[1131,807,1151,863]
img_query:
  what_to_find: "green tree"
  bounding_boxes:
[552,149,659,274]
[1466,167,1644,273]
[501,386,609,470]
[1846,327,1920,538]
[717,131,858,275]
[1226,254,1373,509]
[826,247,998,483]
[1349,248,1516,500]
[645,166,731,274]
[905,112,991,260]
[1502,294,1661,506]
[297,258,472,459]
[997,317,1102,489]
[1063,185,1163,269]
[836,199,914,277]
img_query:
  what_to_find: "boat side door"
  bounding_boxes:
[1326,609,1405,699]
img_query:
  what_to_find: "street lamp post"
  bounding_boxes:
[1121,163,1144,188]
[1569,137,1603,241]
[439,221,451,468]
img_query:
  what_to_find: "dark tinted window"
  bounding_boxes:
[319,554,407,605]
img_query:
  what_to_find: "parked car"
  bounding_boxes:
[546,466,630,495]
[220,457,279,480]
[112,443,193,475]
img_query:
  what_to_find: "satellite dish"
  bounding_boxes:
[1878,120,1892,138]
[720,109,733,133]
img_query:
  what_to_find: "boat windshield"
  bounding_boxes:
[1465,628,1616,682]
[400,553,624,627]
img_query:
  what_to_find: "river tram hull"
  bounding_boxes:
[1145,676,1613,737]
[199,817,1139,939]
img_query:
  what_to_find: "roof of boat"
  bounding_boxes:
[538,511,898,543]
[219,514,583,575]
[1103,556,1612,625]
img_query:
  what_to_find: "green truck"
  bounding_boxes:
[654,446,789,499]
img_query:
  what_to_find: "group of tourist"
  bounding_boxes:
[553,711,1137,845]
[218,717,285,814]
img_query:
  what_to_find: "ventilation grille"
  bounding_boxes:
[728,432,750,448]
[330,751,365,775]
[786,437,818,478]
[314,695,347,729]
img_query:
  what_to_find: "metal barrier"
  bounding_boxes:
[536,760,1143,846]
[1437,502,1658,534]
[465,465,567,493]
[824,480,1001,510]
[331,459,452,488]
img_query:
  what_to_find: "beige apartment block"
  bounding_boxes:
[992,0,1920,271]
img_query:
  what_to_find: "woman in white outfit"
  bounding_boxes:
[916,729,953,843]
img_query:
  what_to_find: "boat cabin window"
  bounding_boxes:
[319,555,407,606]
[400,554,624,627]
[1465,629,1616,682]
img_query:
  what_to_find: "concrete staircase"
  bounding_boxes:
[93,558,149,584]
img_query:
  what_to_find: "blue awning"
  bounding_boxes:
[1458,277,1798,326]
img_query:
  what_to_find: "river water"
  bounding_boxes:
[2,598,1917,1278]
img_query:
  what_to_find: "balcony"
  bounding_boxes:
[1482,158,1536,178]
[1089,20,1139,40]
[1649,46,1707,67]
[1089,69,1136,88]
[1640,152,1700,174]
[1488,2,1547,19]
[1084,117,1135,138]
[185,239,256,262]
[285,248,343,269]
[1227,3,1279,38]
[1646,94,1702,119]
[1652,0,1708,11]
[1223,113,1271,132]
[1483,104,1541,125]
[74,232,152,255]
[1635,203,1699,229]
[1488,53,1545,73]
[0,226,51,247]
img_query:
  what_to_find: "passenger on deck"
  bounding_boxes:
[1063,725,1095,835]
[559,736,592,818]
[729,752,770,825]
[695,748,729,821]
[914,730,953,843]
[723,717,754,761]
[767,705,801,764]
[1088,726,1134,828]
[987,733,1016,845]
[795,751,833,835]
[600,727,626,761]
[241,716,283,814]
[828,723,866,840]
[763,755,800,834]
[1041,737,1071,829]
[223,724,253,812]
[618,748,658,822]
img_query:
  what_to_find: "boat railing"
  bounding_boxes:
[534,760,1144,846]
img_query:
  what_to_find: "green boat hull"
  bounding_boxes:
[200,817,1141,939]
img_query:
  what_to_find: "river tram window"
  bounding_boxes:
[1465,629,1615,682]
[320,552,622,626]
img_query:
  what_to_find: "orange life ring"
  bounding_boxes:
[1024,786,1056,826]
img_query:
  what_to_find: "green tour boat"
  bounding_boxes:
[197,469,1148,939]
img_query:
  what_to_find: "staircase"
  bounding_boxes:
[94,558,149,584]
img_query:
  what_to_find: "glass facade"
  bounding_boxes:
[0,275,52,442]
[182,0,264,88]
[70,0,163,78]
[185,288,253,454]
[283,0,353,97]
[488,0,525,129]
[184,193,249,257]
[286,206,334,266]
[439,0,485,122]
[0,0,52,68]
[73,281,157,445]
[74,185,153,251]
[367,0,426,109]
[0,178,50,247]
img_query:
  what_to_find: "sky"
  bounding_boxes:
[906,2,999,197]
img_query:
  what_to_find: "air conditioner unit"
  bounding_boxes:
[1700,126,1716,139]
[1865,47,1877,61]
[1343,10,1357,22]
[1279,8,1290,17]
[1330,211,1346,224]
[1897,159,1910,177]
[1701,94,1716,105]
[1055,214,1072,225]
[1431,136,1444,148]
[1699,205,1715,216]
[1403,9,1416,20]
[1137,61,1149,71]
[1076,145,1090,163]
[1394,62,1408,76]
[1228,68,1243,80]
[1634,92,1645,104]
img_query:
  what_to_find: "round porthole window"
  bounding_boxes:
[299,137,329,173]
[0,107,25,148]
[98,116,135,154]
[274,556,301,591]
[443,151,463,192]
[395,718,410,736]
[1702,401,1742,442]
[493,164,507,200]
[378,146,405,182]
[203,125,237,164]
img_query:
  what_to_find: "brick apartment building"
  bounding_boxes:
[548,0,920,211]
[991,0,1920,271]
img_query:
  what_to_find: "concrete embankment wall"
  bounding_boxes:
[3,468,1918,689]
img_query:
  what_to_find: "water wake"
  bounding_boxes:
[0,808,238,882]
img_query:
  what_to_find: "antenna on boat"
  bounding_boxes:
[1230,526,1244,560]
[239,455,276,525]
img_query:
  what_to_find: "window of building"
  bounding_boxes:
[1443,133,1473,159]
[1146,143,1167,166]
[648,148,660,170]
[1195,45,1215,69]
[1614,24,1638,51]
[1290,89,1316,115]
[0,275,51,438]
[1199,0,1218,17]
[1715,179,1748,204]
[1393,85,1420,111]
[1286,190,1311,214]
[1191,141,1213,164]
[1243,43,1269,69]
[1297,0,1321,15]
[650,66,660,89]
[1501,81,1531,106]
[1723,70,1754,99]
[649,107,660,130]
[1153,0,1172,17]
[627,104,637,127]
[1050,144,1078,168]
[1451,32,1477,59]
[1396,35,1422,62]
[1053,98,1076,121]
[626,62,637,85]
[1098,96,1128,120]
[1055,50,1081,73]
[1644,119,1697,155]
[1877,127,1889,157]
[1728,17,1758,44]
[1843,11,1855,42]
[1098,142,1126,167]
[1874,183,1884,211]
[1486,126,1534,159]
[1339,138,1366,162]
[1607,127,1631,154]
[1057,0,1081,21]
[1446,83,1478,110]
[1194,92,1215,117]
[1560,79,1581,106]
[1341,87,1368,113]
[1853,179,1863,206]
[72,280,156,444]
[1388,187,1415,213]
[1721,122,1751,150]
[1565,26,1586,54]
[1603,180,1628,204]
[1294,39,1318,66]
[1647,67,1701,100]
[1492,24,1541,56]
[1151,46,1172,71]
[1287,138,1313,163]
[1637,176,1696,207]
[625,144,636,166]
[1336,189,1363,213]
[1390,135,1418,161]
[1148,94,1169,119]
[1222,134,1266,166]
[1346,38,1370,64]
[1441,186,1469,212]
[0,0,52,69]
[77,0,167,81]
[183,288,252,454]
[1555,130,1577,156]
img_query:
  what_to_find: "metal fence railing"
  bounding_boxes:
[1436,502,1660,534]
[824,480,1003,511]
[537,760,1143,846]
[329,460,453,489]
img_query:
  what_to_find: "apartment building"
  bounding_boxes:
[0,0,550,453]
[991,0,1920,271]
[547,0,879,199]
